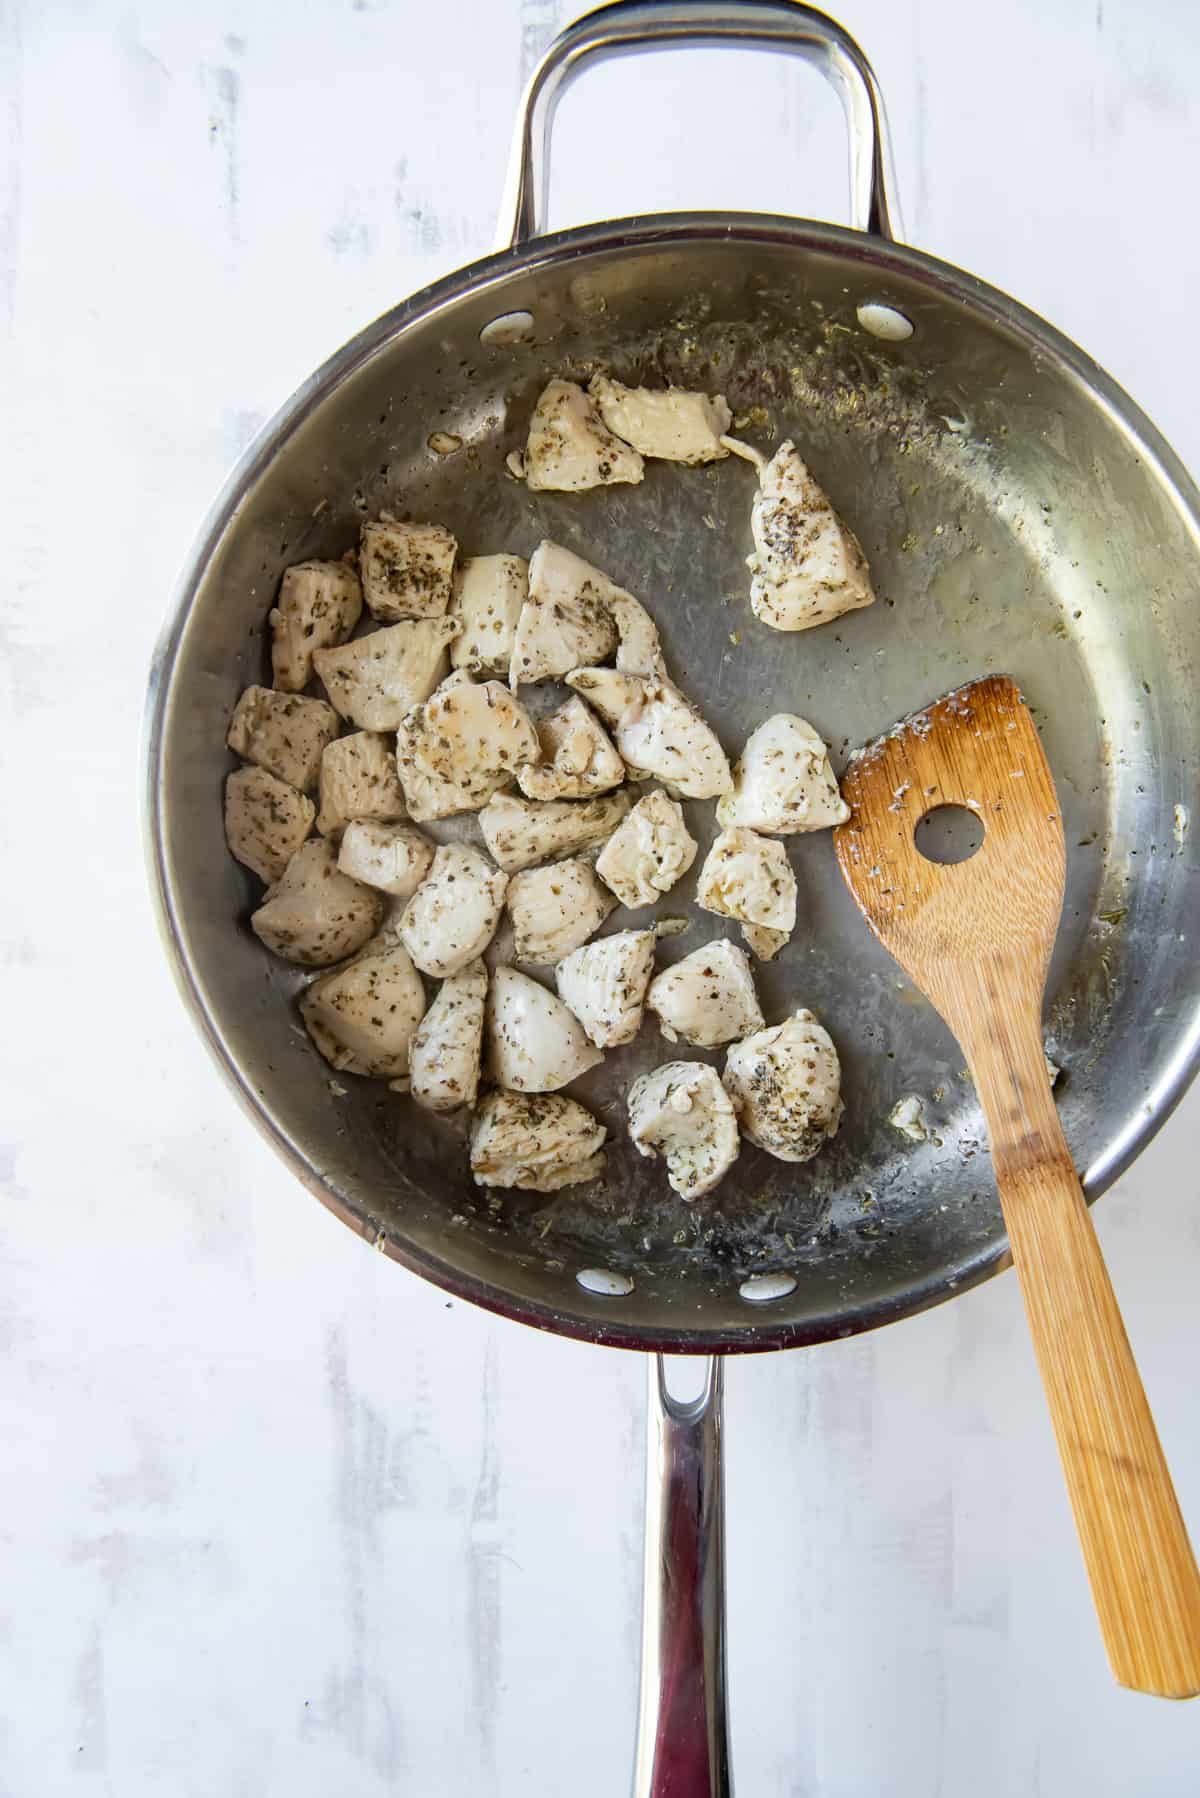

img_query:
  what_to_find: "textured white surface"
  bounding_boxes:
[4,1,1200,1792]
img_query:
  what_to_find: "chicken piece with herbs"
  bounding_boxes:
[316,732,407,837]
[555,929,657,1048]
[398,844,508,978]
[723,1009,843,1162]
[360,520,457,620]
[478,789,632,874]
[519,379,644,492]
[450,554,528,674]
[226,686,340,792]
[394,672,538,822]
[507,858,616,965]
[313,617,460,732]
[336,820,434,897]
[517,695,625,801]
[470,1090,606,1191]
[270,560,363,692]
[646,940,764,1048]
[627,1061,739,1201]
[567,670,732,799]
[697,828,796,932]
[589,374,732,465]
[734,440,874,632]
[742,923,790,962]
[407,959,487,1111]
[717,713,848,833]
[594,790,697,908]
[251,837,382,966]
[510,541,620,686]
[486,966,602,1091]
[225,766,315,885]
[300,932,426,1079]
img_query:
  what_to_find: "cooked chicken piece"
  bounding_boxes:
[407,959,487,1112]
[360,519,457,620]
[723,1009,843,1162]
[270,560,363,692]
[744,441,875,632]
[522,379,644,492]
[717,713,848,833]
[313,617,460,731]
[486,965,603,1091]
[251,837,382,966]
[517,695,625,801]
[226,686,340,792]
[470,1090,606,1191]
[594,790,698,908]
[299,932,426,1079]
[555,928,656,1048]
[450,554,528,673]
[697,828,796,931]
[316,731,407,837]
[588,373,732,464]
[646,940,764,1048]
[478,789,632,874]
[888,1094,927,1142]
[627,1061,739,1201]
[225,766,315,885]
[398,844,508,977]
[336,820,435,896]
[607,588,665,677]
[566,671,732,799]
[742,922,790,961]
[409,672,539,804]
[507,858,616,965]
[510,541,620,686]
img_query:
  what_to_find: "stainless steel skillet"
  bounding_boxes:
[144,1,1200,1785]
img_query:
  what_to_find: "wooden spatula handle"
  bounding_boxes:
[965,995,1200,1698]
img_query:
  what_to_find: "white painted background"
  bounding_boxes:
[3,1,1200,1792]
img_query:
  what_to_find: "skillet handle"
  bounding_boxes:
[634,1354,732,1798]
[495,0,901,249]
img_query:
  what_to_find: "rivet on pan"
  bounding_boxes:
[856,301,914,342]
[480,310,535,347]
[738,1271,797,1304]
[576,1267,635,1297]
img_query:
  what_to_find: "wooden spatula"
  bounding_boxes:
[835,673,1200,1699]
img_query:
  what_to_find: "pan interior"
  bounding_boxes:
[153,224,1200,1348]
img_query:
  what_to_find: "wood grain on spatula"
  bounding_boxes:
[835,674,1200,1699]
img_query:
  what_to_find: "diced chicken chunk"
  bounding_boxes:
[507,858,616,965]
[522,379,644,492]
[723,1009,843,1162]
[742,922,790,962]
[470,1090,606,1191]
[594,791,698,908]
[478,789,632,873]
[398,844,508,977]
[717,713,848,833]
[270,560,363,692]
[746,442,875,632]
[646,940,764,1048]
[225,766,315,885]
[450,554,528,673]
[299,932,426,1079]
[226,686,340,792]
[556,929,656,1048]
[697,828,796,931]
[336,820,435,897]
[407,959,487,1112]
[409,672,538,806]
[567,671,732,799]
[510,541,619,686]
[589,373,732,464]
[627,1062,739,1201]
[607,588,665,677]
[316,732,407,837]
[517,695,625,801]
[251,837,382,966]
[486,966,602,1091]
[313,617,459,731]
[360,519,457,620]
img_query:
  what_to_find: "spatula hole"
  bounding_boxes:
[915,804,984,864]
